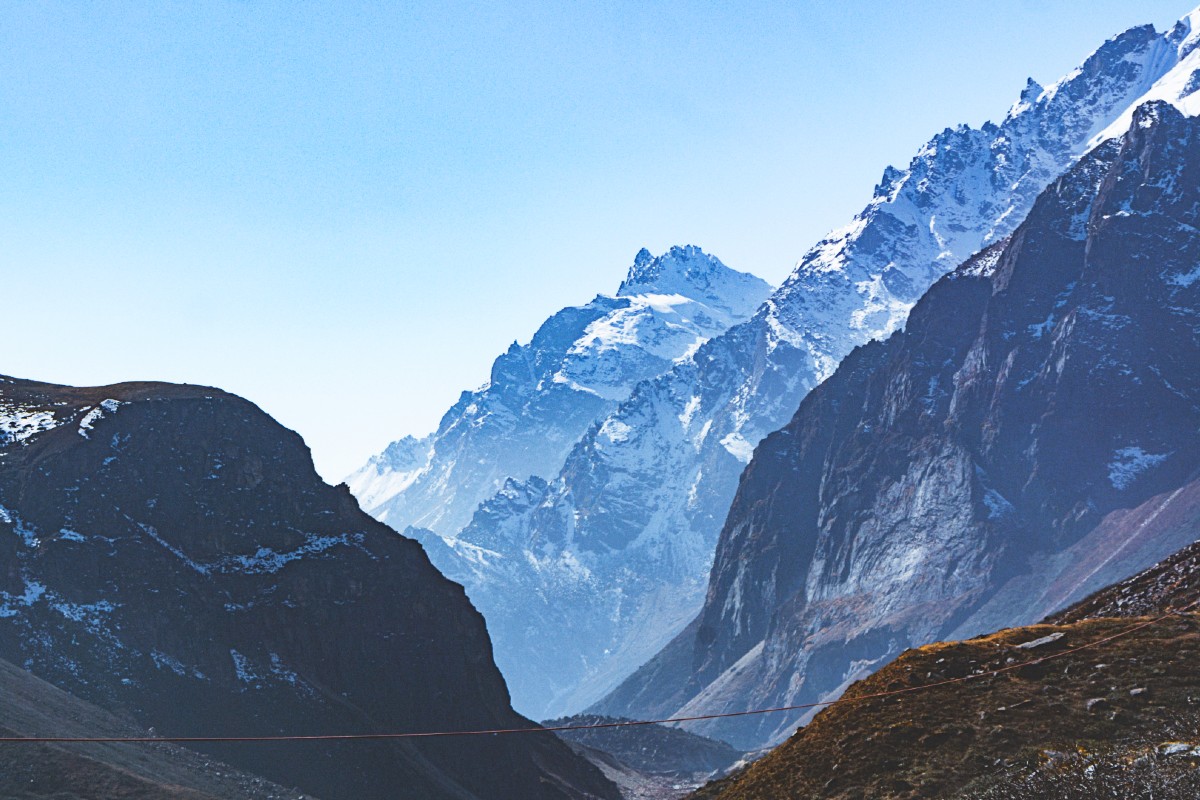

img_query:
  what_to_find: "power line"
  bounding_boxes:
[1,602,1192,745]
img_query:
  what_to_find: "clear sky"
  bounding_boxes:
[1,1,1192,480]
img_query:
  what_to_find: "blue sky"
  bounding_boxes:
[1,1,1192,479]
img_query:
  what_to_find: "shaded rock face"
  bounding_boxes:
[424,14,1200,722]
[0,378,617,800]
[598,102,1200,750]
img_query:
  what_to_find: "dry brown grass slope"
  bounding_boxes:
[691,613,1200,799]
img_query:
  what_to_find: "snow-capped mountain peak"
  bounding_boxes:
[1170,6,1200,58]
[347,246,770,537]
[617,244,768,313]
[1087,9,1200,147]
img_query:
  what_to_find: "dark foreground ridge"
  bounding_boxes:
[0,375,618,800]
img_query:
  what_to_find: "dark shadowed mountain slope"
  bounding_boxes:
[547,714,745,800]
[0,655,319,800]
[0,376,618,800]
[597,101,1200,750]
[547,714,743,777]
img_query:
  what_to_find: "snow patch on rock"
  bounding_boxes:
[1109,447,1172,490]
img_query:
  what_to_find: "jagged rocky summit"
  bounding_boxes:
[0,376,618,800]
[347,245,771,537]
[388,10,1200,722]
[597,101,1200,751]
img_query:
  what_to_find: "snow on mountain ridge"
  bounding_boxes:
[1088,14,1200,147]
[759,19,1179,393]
[617,245,768,314]
[347,435,432,516]
[558,291,746,399]
[0,403,60,446]
[1174,7,1200,58]
[347,247,771,538]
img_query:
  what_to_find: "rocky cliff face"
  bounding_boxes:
[0,377,618,800]
[347,246,770,537]
[415,12,1200,721]
[597,101,1200,749]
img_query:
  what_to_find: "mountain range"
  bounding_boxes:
[7,7,1200,800]
[597,99,1200,750]
[348,246,771,537]
[349,8,1200,721]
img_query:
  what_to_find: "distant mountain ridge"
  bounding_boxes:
[548,714,743,776]
[347,245,770,537]
[396,10,1200,721]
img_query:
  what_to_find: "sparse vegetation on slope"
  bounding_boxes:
[691,534,1200,800]
[692,613,1200,799]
